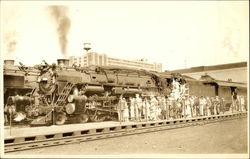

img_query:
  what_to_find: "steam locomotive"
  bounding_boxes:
[3,59,247,126]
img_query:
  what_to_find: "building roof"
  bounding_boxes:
[169,61,247,74]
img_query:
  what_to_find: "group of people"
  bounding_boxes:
[117,93,247,122]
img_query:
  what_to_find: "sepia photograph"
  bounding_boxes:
[0,0,248,158]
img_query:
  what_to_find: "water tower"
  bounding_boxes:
[83,43,91,52]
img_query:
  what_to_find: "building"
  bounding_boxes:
[69,52,162,72]
[169,62,247,83]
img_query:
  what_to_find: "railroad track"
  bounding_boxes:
[4,112,247,153]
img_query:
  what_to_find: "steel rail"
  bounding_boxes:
[4,112,247,153]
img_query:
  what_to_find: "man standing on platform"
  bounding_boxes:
[199,96,206,116]
[129,97,135,121]
[244,96,247,111]
[166,96,171,120]
[231,90,238,112]
[193,96,199,117]
[206,97,212,116]
[135,94,143,121]
[184,96,192,118]
[214,96,221,115]
[122,98,129,122]
[117,95,124,122]
[150,95,158,120]
[142,97,148,121]
[220,97,225,114]
[189,96,195,117]
[176,98,182,118]
[161,96,167,119]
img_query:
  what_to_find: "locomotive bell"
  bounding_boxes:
[57,59,69,67]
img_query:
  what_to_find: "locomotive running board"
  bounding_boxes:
[4,112,247,153]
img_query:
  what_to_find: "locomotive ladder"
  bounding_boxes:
[55,82,74,106]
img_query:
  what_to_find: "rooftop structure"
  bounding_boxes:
[169,62,247,83]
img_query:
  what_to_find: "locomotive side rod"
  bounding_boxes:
[4,112,247,153]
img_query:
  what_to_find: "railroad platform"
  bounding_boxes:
[4,111,244,139]
[4,111,247,153]
[4,121,138,139]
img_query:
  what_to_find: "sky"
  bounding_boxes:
[1,1,249,70]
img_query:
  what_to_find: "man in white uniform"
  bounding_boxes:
[129,97,135,121]
[135,94,143,121]
[199,96,206,116]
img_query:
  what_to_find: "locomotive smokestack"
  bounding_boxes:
[57,59,69,67]
[4,59,15,66]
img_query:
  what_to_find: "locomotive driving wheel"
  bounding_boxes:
[76,114,89,123]
[90,114,106,122]
[55,113,67,125]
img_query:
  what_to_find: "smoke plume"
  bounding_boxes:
[222,28,240,57]
[48,6,71,57]
[5,31,18,57]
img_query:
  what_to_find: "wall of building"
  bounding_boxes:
[69,52,162,72]
[218,86,232,101]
